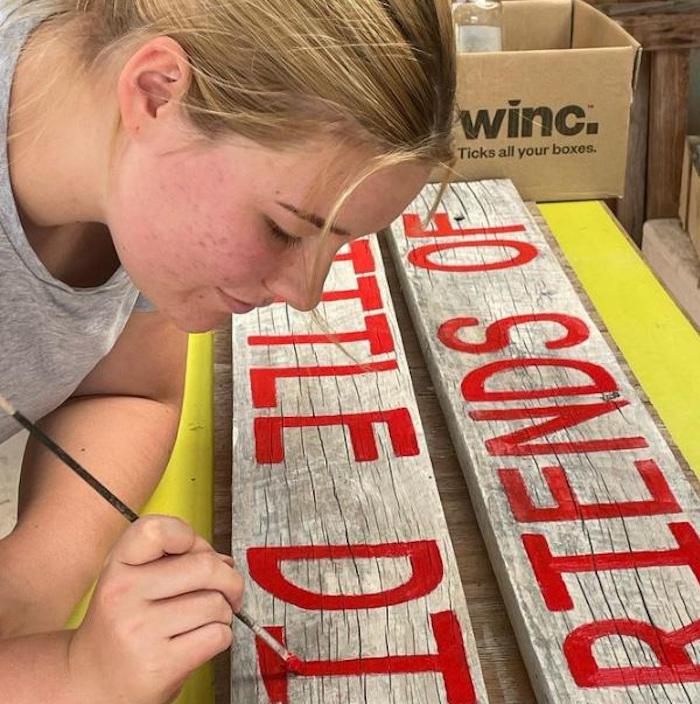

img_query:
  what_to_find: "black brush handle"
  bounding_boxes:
[13,411,139,523]
[9,409,286,657]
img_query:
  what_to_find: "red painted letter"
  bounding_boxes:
[257,611,478,704]
[247,541,442,610]
[255,408,419,463]
[403,212,526,238]
[564,619,700,686]
[334,238,375,275]
[438,314,589,354]
[250,359,397,408]
[462,357,618,402]
[321,275,383,311]
[499,459,681,522]
[408,239,538,272]
[524,522,700,611]
[471,401,648,456]
[248,313,394,356]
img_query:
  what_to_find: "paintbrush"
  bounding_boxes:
[0,392,300,672]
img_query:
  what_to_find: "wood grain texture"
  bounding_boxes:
[616,13,700,51]
[213,298,536,702]
[230,236,489,703]
[598,0,700,16]
[586,1,700,50]
[647,50,689,219]
[376,236,536,704]
[214,323,234,704]
[386,179,700,704]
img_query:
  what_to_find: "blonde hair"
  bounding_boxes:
[7,1,455,154]
[6,0,456,299]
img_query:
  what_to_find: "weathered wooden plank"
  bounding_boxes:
[613,14,700,51]
[590,0,700,51]
[376,239,537,704]
[647,50,689,219]
[386,179,700,704]
[599,0,700,16]
[230,236,490,702]
[642,218,700,329]
[214,325,234,704]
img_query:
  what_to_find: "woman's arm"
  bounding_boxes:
[0,516,242,704]
[0,310,188,635]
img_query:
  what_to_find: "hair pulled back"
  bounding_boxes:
[9,0,456,166]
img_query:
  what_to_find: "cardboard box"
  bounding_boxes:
[446,0,641,201]
[678,136,700,259]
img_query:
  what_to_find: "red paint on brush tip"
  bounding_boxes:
[285,654,302,674]
[256,629,300,701]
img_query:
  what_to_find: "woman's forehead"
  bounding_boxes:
[273,159,427,235]
[198,134,427,234]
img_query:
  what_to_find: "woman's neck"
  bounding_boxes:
[8,19,114,230]
[7,19,122,286]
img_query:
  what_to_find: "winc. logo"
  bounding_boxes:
[460,99,599,140]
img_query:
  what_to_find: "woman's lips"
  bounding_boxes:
[217,288,256,314]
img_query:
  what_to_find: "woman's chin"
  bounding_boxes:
[165,306,229,333]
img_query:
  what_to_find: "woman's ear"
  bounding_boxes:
[117,36,191,134]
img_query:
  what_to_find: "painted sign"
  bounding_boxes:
[231,235,489,703]
[387,179,700,704]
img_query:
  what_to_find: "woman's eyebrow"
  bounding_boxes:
[276,201,352,237]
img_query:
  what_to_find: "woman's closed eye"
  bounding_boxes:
[264,216,303,249]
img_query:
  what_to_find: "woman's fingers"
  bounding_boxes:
[132,549,244,609]
[109,516,233,566]
[112,515,197,566]
[154,589,234,639]
[216,552,235,567]
[71,515,242,704]
[169,622,234,674]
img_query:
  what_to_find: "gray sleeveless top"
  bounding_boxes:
[0,12,146,443]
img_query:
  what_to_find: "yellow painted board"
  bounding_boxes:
[67,332,215,704]
[540,201,700,477]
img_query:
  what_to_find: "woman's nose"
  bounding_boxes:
[278,272,324,312]
[269,245,334,312]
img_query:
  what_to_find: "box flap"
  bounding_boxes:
[632,46,643,91]
[571,0,640,49]
[502,0,572,51]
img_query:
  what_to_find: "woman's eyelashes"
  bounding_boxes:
[264,216,303,249]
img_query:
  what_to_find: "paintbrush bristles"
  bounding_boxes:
[0,393,16,417]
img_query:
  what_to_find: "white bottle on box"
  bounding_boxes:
[452,0,502,53]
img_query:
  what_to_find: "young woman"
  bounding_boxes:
[0,1,456,701]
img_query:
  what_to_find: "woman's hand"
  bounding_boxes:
[67,515,243,704]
